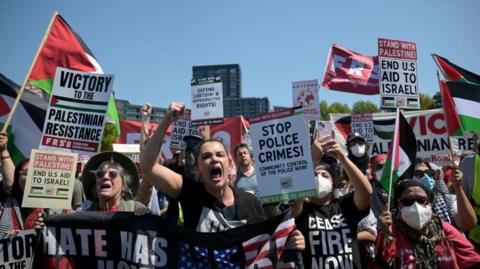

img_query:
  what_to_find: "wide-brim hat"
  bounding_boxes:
[81,151,139,201]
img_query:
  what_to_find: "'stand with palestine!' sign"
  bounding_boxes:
[378,38,420,109]
[40,67,114,155]
[250,107,316,204]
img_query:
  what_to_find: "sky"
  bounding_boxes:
[1,0,479,110]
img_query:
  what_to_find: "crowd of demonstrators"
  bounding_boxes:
[2,101,480,268]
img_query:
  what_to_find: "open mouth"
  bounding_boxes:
[210,167,223,181]
[99,182,112,190]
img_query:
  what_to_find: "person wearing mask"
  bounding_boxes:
[346,132,370,175]
[376,179,480,268]
[414,158,476,232]
[293,132,372,269]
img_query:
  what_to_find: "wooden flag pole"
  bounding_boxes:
[1,11,58,133]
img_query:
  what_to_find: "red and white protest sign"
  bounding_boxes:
[378,38,419,109]
[292,79,319,121]
[321,44,379,95]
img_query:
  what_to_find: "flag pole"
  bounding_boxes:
[386,106,400,210]
[436,71,458,168]
[1,11,58,133]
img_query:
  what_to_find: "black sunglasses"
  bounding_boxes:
[413,169,433,178]
[399,197,429,207]
[93,170,119,179]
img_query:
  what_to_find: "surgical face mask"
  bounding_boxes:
[400,202,432,230]
[350,144,366,158]
[418,174,435,191]
[333,188,349,199]
[315,174,332,198]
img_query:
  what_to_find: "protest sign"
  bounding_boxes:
[22,149,78,209]
[332,109,477,166]
[250,108,315,203]
[191,79,223,126]
[112,144,140,163]
[292,80,319,121]
[39,67,114,155]
[0,229,37,269]
[35,211,297,269]
[351,113,374,143]
[378,38,420,109]
[170,109,200,149]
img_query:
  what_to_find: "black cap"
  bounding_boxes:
[347,132,366,143]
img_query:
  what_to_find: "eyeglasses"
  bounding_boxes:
[93,170,119,179]
[19,169,28,176]
[413,169,433,178]
[399,197,429,207]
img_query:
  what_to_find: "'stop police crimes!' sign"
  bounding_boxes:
[378,38,420,109]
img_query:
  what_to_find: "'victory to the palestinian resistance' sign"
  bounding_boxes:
[22,149,78,209]
[378,38,420,109]
[250,108,316,203]
[39,67,114,155]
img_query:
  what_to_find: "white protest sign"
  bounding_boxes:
[292,79,320,121]
[39,67,114,155]
[22,149,78,209]
[250,108,316,204]
[378,38,419,109]
[113,144,140,163]
[170,109,200,149]
[351,113,374,143]
[0,229,36,268]
[191,80,223,126]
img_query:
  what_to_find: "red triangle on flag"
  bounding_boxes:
[0,96,11,117]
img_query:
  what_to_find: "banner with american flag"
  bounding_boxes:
[34,210,299,268]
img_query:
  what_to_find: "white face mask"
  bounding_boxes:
[400,202,432,230]
[350,144,366,158]
[315,174,332,198]
[333,188,349,199]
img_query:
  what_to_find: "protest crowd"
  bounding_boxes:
[2,12,480,269]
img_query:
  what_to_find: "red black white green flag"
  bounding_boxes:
[432,54,480,84]
[379,109,417,198]
[441,81,480,134]
[25,13,120,137]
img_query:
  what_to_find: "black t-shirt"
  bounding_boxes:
[295,192,369,269]
[178,177,266,231]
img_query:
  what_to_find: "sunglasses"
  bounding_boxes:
[413,169,433,178]
[93,170,119,179]
[399,197,429,207]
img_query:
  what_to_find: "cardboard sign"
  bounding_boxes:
[191,80,223,126]
[250,108,315,203]
[22,149,78,209]
[351,113,374,143]
[0,229,37,268]
[39,67,114,155]
[292,80,320,121]
[378,38,419,109]
[170,109,200,149]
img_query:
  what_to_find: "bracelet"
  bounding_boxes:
[1,155,10,160]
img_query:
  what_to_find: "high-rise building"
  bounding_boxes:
[224,97,270,118]
[115,99,166,122]
[192,64,241,99]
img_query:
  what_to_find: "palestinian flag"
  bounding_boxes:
[25,13,120,137]
[432,54,480,83]
[0,74,47,165]
[379,109,417,197]
[441,81,480,134]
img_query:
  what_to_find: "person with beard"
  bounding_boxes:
[346,132,370,176]
[375,179,480,269]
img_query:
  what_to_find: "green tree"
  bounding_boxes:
[432,92,442,108]
[419,93,437,110]
[101,123,118,152]
[328,102,351,114]
[319,100,329,120]
[352,101,381,113]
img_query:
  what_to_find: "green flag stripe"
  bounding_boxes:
[458,114,480,133]
[27,78,53,94]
